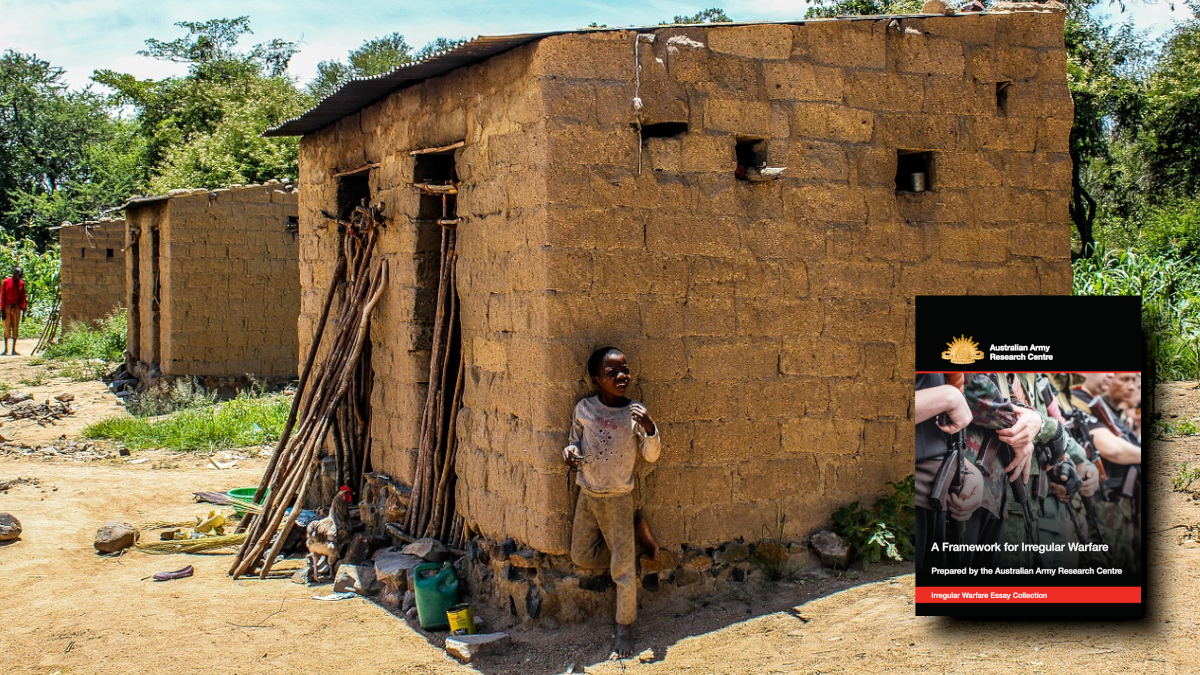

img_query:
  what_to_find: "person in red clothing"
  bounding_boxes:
[1,268,27,356]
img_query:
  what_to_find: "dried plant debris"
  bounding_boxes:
[0,476,40,493]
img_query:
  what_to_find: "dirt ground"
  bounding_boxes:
[1,350,1198,674]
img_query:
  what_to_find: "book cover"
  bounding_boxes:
[914,295,1144,618]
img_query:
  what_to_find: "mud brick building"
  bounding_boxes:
[270,10,1073,614]
[121,183,301,386]
[58,219,126,328]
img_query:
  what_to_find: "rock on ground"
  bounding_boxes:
[811,531,851,570]
[94,521,138,553]
[334,564,380,595]
[445,632,511,663]
[373,548,426,592]
[401,537,450,562]
[0,512,21,541]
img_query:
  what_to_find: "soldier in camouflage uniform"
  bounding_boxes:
[1064,373,1141,573]
[963,373,1098,569]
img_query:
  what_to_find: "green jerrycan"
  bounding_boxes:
[413,561,460,630]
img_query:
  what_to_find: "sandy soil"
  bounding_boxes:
[1,350,1198,674]
[0,338,125,447]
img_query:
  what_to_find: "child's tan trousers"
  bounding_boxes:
[570,489,637,625]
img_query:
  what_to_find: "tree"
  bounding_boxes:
[308,34,468,100]
[92,17,309,192]
[0,51,142,247]
[1062,1,1149,255]
[804,0,921,18]
[663,8,733,24]
[1140,3,1200,197]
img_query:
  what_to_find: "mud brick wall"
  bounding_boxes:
[297,11,1073,556]
[59,219,126,328]
[125,184,300,379]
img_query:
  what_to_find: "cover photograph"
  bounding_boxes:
[914,296,1144,618]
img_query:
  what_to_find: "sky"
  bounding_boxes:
[0,0,1190,91]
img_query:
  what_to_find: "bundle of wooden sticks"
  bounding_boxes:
[230,204,388,579]
[402,186,465,546]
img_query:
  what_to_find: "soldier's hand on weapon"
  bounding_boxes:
[948,461,984,521]
[935,389,972,433]
[1078,461,1099,497]
[996,406,1044,450]
[1050,475,1072,503]
[1004,441,1034,484]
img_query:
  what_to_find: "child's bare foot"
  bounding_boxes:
[613,623,635,659]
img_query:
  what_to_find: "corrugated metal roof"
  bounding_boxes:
[265,12,1021,138]
[265,31,569,137]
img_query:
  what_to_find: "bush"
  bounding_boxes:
[43,309,126,363]
[124,378,217,417]
[1073,245,1200,381]
[83,392,291,452]
[831,476,915,565]
[1139,198,1200,258]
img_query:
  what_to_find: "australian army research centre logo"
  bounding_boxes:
[940,335,1055,365]
[941,335,984,365]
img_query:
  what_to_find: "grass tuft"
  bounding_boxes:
[83,392,291,452]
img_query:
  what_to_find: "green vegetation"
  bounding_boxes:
[35,309,126,382]
[124,378,218,417]
[83,392,291,452]
[832,476,915,565]
[309,33,467,100]
[0,233,60,324]
[44,309,126,363]
[1173,462,1200,492]
[1155,417,1200,438]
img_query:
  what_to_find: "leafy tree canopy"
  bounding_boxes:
[0,51,141,246]
[92,17,308,193]
[663,8,733,24]
[308,33,467,100]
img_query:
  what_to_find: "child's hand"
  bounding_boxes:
[630,403,655,435]
[562,445,584,467]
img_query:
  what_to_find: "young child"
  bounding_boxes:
[564,346,660,658]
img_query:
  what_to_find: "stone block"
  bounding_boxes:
[763,62,844,102]
[707,25,793,60]
[681,133,735,172]
[686,339,779,382]
[785,185,868,224]
[844,72,924,113]
[792,103,875,144]
[645,215,740,257]
[703,99,772,136]
[691,418,781,465]
[892,34,966,77]
[445,633,511,663]
[780,340,861,378]
[735,298,822,336]
[781,140,850,181]
[782,416,862,455]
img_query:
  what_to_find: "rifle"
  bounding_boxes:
[931,417,968,547]
[1047,391,1109,547]
[1035,423,1086,542]
[997,439,1041,565]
